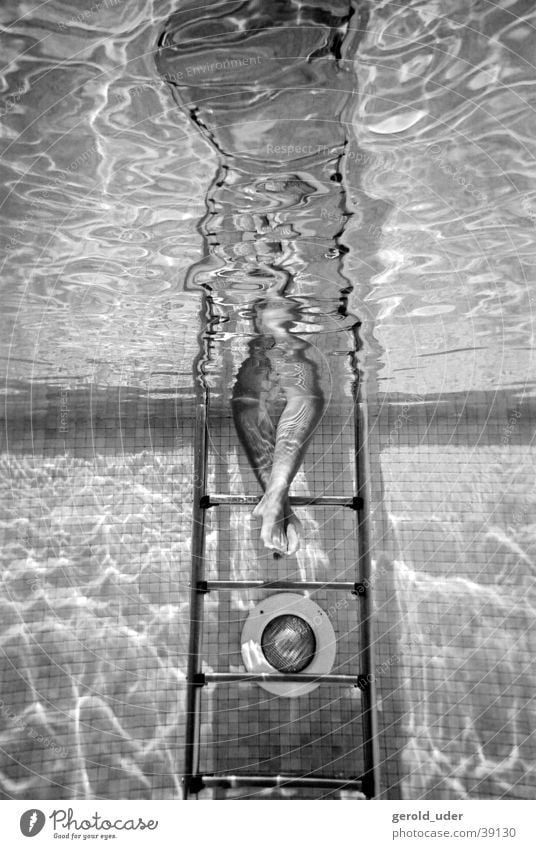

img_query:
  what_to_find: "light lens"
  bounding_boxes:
[261,614,316,673]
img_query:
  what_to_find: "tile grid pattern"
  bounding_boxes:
[0,395,195,799]
[368,392,536,800]
[200,409,366,799]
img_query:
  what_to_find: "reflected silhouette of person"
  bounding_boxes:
[157,1,358,554]
[232,296,324,555]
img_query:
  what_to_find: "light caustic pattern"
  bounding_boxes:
[352,0,536,396]
[358,0,536,800]
[0,409,359,800]
[0,0,535,801]
[155,0,367,365]
[0,442,194,798]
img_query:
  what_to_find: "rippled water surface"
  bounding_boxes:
[1,0,534,395]
[1,0,535,802]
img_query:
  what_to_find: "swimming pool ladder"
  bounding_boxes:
[182,330,380,800]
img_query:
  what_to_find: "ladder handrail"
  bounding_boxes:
[352,327,382,799]
[197,579,366,592]
[202,494,363,508]
[192,773,366,792]
[195,672,360,685]
[182,395,209,800]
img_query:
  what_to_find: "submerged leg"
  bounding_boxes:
[232,394,304,555]
[231,395,276,491]
[232,299,325,555]
[231,340,306,555]
[252,389,323,554]
[231,338,277,488]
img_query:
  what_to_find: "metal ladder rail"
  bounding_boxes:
[182,371,211,800]
[201,494,363,508]
[352,326,381,800]
[191,774,365,792]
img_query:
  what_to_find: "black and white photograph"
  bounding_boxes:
[1,0,535,841]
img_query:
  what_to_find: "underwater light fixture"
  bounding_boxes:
[261,614,316,673]
[241,593,337,697]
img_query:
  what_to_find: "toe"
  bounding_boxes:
[286,523,300,555]
[252,497,265,518]
[261,525,287,556]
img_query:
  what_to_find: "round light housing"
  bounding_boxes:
[241,593,337,697]
[261,614,316,673]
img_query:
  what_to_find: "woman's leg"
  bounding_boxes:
[232,300,325,555]
[252,389,323,554]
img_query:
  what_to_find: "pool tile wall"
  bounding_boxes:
[0,390,194,799]
[369,390,536,800]
[1,387,534,800]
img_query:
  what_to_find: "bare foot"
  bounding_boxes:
[253,494,302,555]
[283,499,302,555]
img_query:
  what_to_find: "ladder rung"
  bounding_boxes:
[190,773,365,792]
[199,580,364,592]
[193,672,359,685]
[201,494,363,509]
